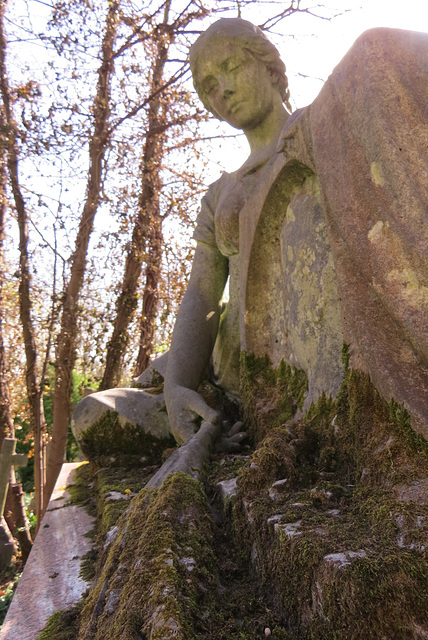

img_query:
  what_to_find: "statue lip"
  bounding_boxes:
[229,100,242,113]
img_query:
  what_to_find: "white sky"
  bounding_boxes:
[283,0,428,106]
[211,0,428,174]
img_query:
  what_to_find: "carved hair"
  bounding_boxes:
[189,18,291,115]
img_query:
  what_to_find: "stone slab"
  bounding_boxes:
[1,463,95,639]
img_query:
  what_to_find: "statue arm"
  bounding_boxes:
[164,241,229,443]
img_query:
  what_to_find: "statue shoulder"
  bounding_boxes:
[202,170,235,210]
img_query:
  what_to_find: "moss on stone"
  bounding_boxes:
[93,464,158,535]
[240,353,308,443]
[233,363,428,639]
[78,410,175,465]
[132,368,164,390]
[77,472,219,640]
[79,549,97,582]
[65,462,97,519]
[36,606,81,640]
[390,399,428,459]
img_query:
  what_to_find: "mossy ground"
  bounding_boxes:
[234,354,428,639]
[35,353,428,639]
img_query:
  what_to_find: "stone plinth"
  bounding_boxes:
[1,463,95,640]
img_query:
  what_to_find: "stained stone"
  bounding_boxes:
[1,463,95,640]
[217,477,238,500]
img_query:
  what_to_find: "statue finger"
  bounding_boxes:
[227,421,244,437]
[216,438,242,453]
[184,390,220,425]
[228,431,247,444]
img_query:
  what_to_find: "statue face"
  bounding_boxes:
[195,40,277,130]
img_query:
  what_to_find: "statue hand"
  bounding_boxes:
[165,384,220,445]
[216,420,248,453]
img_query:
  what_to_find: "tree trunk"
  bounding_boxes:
[0,116,12,444]
[0,94,16,563]
[99,8,171,390]
[45,0,120,507]
[4,482,32,561]
[135,218,163,375]
[0,0,43,536]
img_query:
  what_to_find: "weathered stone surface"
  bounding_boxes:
[307,28,428,437]
[71,388,170,445]
[217,477,238,500]
[241,164,344,409]
[395,479,428,505]
[1,464,95,640]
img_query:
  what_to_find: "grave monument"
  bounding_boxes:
[38,19,428,639]
[72,21,428,455]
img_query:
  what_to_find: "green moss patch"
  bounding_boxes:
[234,364,428,639]
[78,410,175,465]
[240,353,308,442]
[36,606,81,640]
[94,464,159,535]
[66,462,97,519]
[77,472,218,640]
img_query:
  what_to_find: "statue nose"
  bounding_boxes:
[219,76,234,99]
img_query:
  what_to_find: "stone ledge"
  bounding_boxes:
[1,463,95,640]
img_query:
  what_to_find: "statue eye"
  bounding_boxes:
[229,63,242,73]
[202,77,218,95]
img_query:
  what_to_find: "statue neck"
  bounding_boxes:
[242,101,289,169]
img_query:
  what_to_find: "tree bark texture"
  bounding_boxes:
[99,8,171,390]
[0,108,12,443]
[46,1,120,507]
[4,482,32,561]
[0,0,45,531]
[135,217,163,375]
